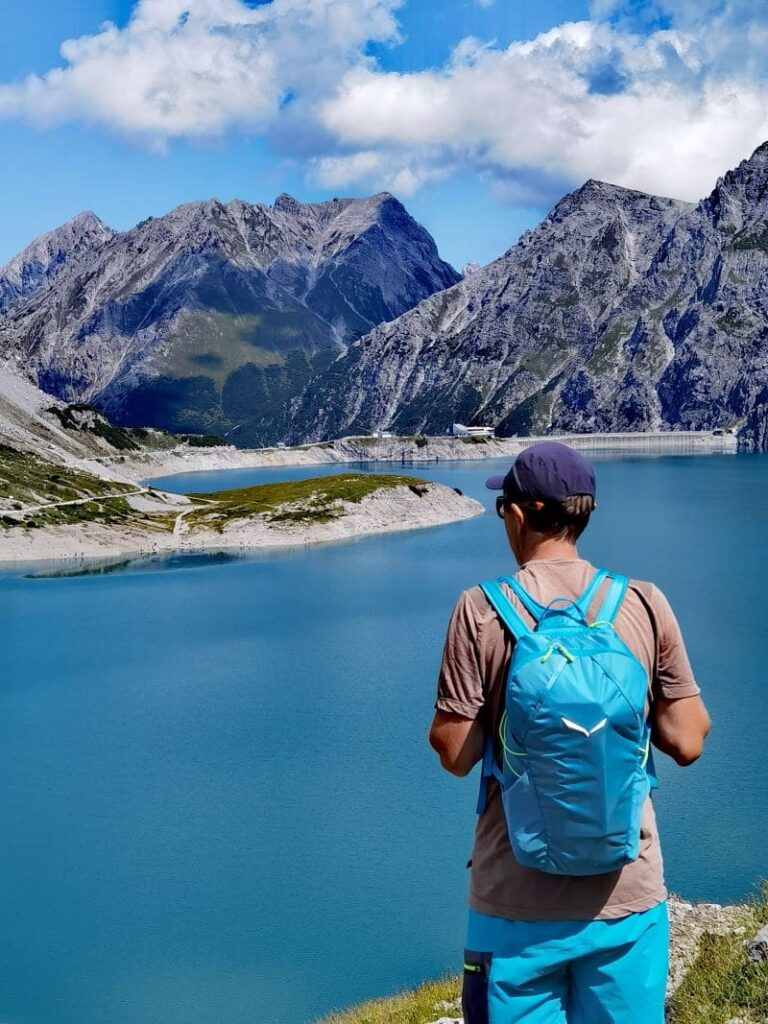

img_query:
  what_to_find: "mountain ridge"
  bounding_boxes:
[7,145,768,451]
[287,143,768,448]
[0,192,459,446]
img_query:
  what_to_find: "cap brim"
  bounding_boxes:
[485,475,506,490]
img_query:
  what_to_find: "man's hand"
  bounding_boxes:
[651,694,711,766]
[428,710,484,776]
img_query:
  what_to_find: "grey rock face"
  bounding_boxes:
[747,923,768,962]
[0,194,458,446]
[289,143,768,448]
[0,212,113,312]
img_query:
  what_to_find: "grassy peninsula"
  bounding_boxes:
[185,474,432,531]
[0,446,483,563]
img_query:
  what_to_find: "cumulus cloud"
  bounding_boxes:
[0,0,403,144]
[319,10,768,202]
[1,0,768,203]
[308,149,453,195]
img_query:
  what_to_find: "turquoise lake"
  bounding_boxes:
[0,453,765,1023]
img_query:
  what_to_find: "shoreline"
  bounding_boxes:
[84,430,740,486]
[0,428,740,568]
[0,481,484,567]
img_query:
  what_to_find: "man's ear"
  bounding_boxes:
[508,503,526,528]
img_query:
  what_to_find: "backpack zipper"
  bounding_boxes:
[540,642,575,664]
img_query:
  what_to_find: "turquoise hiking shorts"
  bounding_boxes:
[463,901,669,1024]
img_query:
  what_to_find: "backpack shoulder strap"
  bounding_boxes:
[499,575,546,623]
[479,580,532,640]
[575,568,609,619]
[476,581,529,816]
[596,573,630,623]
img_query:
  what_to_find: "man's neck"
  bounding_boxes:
[518,538,580,566]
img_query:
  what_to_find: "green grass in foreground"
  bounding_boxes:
[186,473,430,532]
[316,975,460,1024]
[318,889,768,1024]
[668,888,768,1024]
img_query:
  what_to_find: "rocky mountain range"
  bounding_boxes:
[5,143,768,450]
[288,143,768,449]
[0,193,458,447]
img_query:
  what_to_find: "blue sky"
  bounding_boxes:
[1,0,766,270]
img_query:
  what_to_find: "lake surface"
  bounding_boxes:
[1,453,766,1024]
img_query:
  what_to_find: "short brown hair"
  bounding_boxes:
[506,493,595,540]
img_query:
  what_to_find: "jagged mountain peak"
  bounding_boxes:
[273,192,302,214]
[552,178,640,212]
[3,209,112,263]
[708,140,768,198]
[549,177,688,227]
[113,192,412,259]
[0,210,114,312]
[698,139,768,233]
[288,145,768,448]
[739,139,768,169]
[578,178,636,196]
[269,189,402,224]
[108,192,425,279]
[492,173,690,276]
[156,196,230,226]
[67,210,109,232]
[0,190,459,447]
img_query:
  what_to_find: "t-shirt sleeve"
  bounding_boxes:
[649,585,701,700]
[435,590,486,720]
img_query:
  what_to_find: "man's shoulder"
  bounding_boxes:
[459,571,672,620]
[627,577,656,603]
[624,578,684,644]
[457,584,494,616]
[627,577,670,612]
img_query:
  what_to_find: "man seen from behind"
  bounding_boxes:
[429,442,711,1024]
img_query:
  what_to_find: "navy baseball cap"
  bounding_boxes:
[485,442,596,502]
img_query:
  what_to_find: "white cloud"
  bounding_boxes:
[308,149,452,194]
[1,0,768,204]
[319,11,768,202]
[0,0,403,144]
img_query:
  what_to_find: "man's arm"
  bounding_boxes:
[651,694,711,766]
[430,589,488,776]
[428,710,484,777]
[642,582,710,767]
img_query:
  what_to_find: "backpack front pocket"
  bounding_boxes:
[500,770,548,870]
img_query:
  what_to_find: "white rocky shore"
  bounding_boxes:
[93,429,736,486]
[0,480,483,565]
[91,435,527,484]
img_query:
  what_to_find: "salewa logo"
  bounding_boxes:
[561,717,607,738]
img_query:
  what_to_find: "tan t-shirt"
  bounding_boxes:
[436,558,700,922]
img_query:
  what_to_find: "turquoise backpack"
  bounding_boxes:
[477,569,656,876]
